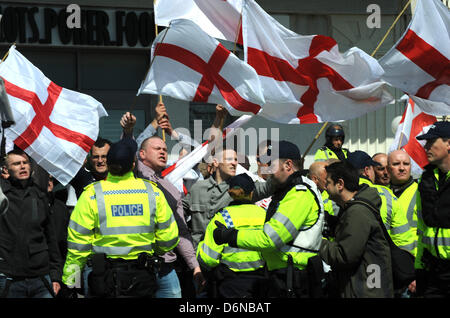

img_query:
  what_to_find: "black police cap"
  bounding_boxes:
[106,136,138,172]
[228,173,255,194]
[346,150,381,170]
[416,121,450,140]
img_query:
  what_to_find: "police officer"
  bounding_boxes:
[61,136,179,298]
[197,173,266,298]
[347,150,415,255]
[414,121,450,297]
[314,124,348,162]
[213,141,325,298]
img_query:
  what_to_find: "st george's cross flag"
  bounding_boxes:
[242,0,394,124]
[0,45,108,185]
[379,0,449,105]
[154,0,243,43]
[137,19,265,116]
[389,97,438,177]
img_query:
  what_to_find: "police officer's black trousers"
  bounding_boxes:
[218,273,266,298]
[419,251,450,298]
[89,260,157,298]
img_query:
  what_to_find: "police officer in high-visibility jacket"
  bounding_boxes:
[197,173,266,298]
[414,122,450,297]
[61,137,179,298]
[347,151,415,254]
[213,141,324,298]
[314,124,348,162]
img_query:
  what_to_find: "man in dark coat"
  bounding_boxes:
[319,161,393,298]
[0,149,62,298]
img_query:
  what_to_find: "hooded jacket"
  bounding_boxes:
[320,184,394,298]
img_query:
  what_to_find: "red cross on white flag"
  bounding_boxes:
[242,0,394,124]
[389,97,438,177]
[0,45,108,185]
[380,0,450,105]
[137,19,264,116]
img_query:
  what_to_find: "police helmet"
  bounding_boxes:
[325,124,345,144]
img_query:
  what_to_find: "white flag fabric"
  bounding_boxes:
[389,97,437,178]
[138,19,264,117]
[379,0,450,105]
[0,45,108,185]
[162,114,252,185]
[242,0,393,124]
[154,0,243,42]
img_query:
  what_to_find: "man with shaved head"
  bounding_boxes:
[308,161,340,217]
[388,150,418,297]
[373,153,390,186]
[388,150,418,255]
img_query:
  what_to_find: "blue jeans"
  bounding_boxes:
[0,274,53,298]
[83,265,93,298]
[155,268,182,298]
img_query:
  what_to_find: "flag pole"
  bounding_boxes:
[154,23,166,142]
[1,43,16,62]
[302,122,329,163]
[370,0,412,57]
[152,1,166,142]
[371,0,411,150]
[301,0,412,162]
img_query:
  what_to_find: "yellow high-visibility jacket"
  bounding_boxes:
[391,181,419,256]
[360,178,415,253]
[314,146,348,162]
[197,204,266,272]
[62,172,179,285]
[236,175,324,271]
[415,168,450,269]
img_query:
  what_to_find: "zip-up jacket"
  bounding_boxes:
[235,171,324,271]
[0,178,62,282]
[62,172,179,284]
[197,203,266,273]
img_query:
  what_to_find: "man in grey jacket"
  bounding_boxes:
[319,161,393,298]
[183,145,275,250]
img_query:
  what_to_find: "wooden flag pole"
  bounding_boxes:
[301,0,412,162]
[1,43,16,62]
[154,11,166,142]
[370,0,412,57]
[302,122,329,162]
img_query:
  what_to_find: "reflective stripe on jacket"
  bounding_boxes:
[62,172,179,284]
[359,178,415,253]
[394,181,419,257]
[415,168,450,269]
[197,204,266,272]
[236,176,324,271]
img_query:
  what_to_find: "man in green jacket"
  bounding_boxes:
[319,161,393,298]
[347,150,415,253]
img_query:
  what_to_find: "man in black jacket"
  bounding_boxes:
[0,149,62,298]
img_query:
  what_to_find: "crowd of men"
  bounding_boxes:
[0,102,448,299]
